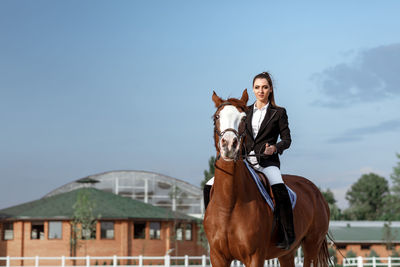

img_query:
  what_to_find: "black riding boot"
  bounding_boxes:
[203,184,212,210]
[271,183,295,250]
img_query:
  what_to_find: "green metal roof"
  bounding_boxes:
[0,187,196,221]
[329,221,400,243]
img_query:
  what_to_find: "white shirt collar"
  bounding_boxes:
[253,102,269,111]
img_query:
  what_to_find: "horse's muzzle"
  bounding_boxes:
[219,132,240,161]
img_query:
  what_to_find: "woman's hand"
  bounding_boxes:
[264,143,277,155]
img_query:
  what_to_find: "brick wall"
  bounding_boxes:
[335,244,400,264]
[0,219,204,265]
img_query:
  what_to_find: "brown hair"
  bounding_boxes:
[252,72,278,107]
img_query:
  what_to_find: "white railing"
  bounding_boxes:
[0,255,304,267]
[344,257,400,267]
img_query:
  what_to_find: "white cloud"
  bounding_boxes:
[313,43,400,107]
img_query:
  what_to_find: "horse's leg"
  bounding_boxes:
[246,253,265,267]
[209,250,231,267]
[302,238,325,267]
[278,251,296,267]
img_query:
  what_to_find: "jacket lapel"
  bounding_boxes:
[246,104,255,140]
[255,105,277,140]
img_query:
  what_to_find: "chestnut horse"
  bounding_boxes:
[203,90,331,267]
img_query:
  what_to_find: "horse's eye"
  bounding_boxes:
[215,115,220,120]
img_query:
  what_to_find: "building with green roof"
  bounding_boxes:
[329,221,400,264]
[0,186,205,264]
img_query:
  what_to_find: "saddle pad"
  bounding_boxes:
[243,160,297,212]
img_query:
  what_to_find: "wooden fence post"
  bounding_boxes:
[357,256,363,267]
[113,255,117,267]
[184,255,189,267]
[202,255,206,267]
[164,255,170,267]
[139,255,143,267]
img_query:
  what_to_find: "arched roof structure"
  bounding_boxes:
[44,170,203,217]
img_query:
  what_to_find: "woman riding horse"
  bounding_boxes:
[204,84,330,267]
[204,71,295,250]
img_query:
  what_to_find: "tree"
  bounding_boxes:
[168,185,185,256]
[321,188,341,220]
[368,249,381,263]
[391,154,400,193]
[70,189,98,258]
[201,156,216,188]
[383,154,400,220]
[344,173,389,220]
[382,221,398,251]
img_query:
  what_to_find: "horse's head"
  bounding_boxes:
[212,89,249,161]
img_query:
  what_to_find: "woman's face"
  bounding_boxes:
[253,78,271,103]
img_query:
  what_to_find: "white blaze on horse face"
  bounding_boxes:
[218,105,246,160]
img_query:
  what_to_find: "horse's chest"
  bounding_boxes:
[205,209,266,253]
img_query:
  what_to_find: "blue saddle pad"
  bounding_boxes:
[243,160,297,212]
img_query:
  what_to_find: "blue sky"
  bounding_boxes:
[1,1,399,209]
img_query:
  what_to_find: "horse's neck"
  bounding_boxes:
[213,159,248,211]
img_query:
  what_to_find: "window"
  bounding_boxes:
[101,222,114,239]
[149,222,161,240]
[3,222,13,240]
[185,223,192,241]
[361,244,371,250]
[175,224,183,241]
[134,222,146,239]
[31,222,44,240]
[48,221,62,239]
[175,223,192,241]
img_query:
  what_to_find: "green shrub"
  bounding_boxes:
[346,250,357,258]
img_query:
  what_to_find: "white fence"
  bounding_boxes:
[344,257,400,267]
[0,255,304,267]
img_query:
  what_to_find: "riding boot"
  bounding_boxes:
[271,183,295,250]
[203,184,212,210]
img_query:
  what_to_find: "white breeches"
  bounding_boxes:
[205,166,283,186]
[257,165,284,186]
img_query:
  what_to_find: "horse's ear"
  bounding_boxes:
[240,89,249,105]
[212,91,223,108]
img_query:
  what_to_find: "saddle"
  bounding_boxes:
[243,160,297,211]
[255,170,275,205]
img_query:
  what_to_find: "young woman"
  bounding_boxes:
[204,71,294,250]
[244,71,294,250]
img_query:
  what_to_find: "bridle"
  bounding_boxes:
[213,102,247,161]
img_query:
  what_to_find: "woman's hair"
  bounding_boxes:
[252,71,278,107]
